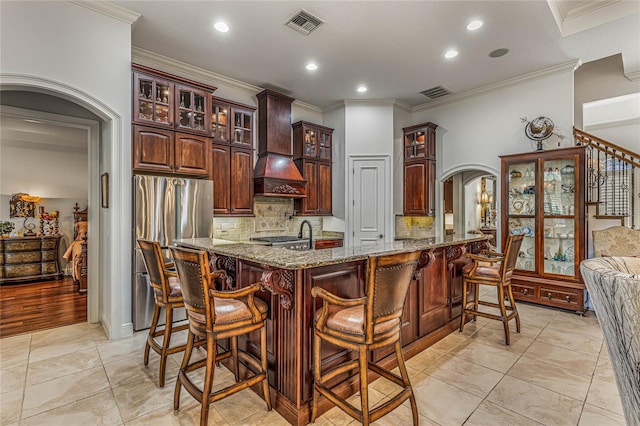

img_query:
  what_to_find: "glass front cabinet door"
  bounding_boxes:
[133,72,173,128]
[501,146,586,314]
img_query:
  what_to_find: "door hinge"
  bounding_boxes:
[352,199,355,206]
[353,168,355,175]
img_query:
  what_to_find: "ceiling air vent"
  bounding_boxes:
[285,9,324,35]
[420,85,452,99]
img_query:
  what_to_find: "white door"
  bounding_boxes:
[350,157,388,246]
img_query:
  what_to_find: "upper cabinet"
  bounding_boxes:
[132,65,216,137]
[132,125,210,176]
[293,121,333,161]
[133,72,173,128]
[175,84,210,135]
[403,122,437,216]
[292,121,333,215]
[211,97,254,148]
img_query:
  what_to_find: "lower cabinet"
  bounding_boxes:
[211,144,253,215]
[313,239,343,249]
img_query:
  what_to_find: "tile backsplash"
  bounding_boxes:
[395,215,436,239]
[213,197,323,240]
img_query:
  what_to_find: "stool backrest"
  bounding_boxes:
[138,239,172,301]
[170,246,213,328]
[365,250,421,341]
[501,234,524,278]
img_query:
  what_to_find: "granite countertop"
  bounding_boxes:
[175,234,489,270]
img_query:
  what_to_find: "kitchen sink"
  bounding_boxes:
[281,241,312,251]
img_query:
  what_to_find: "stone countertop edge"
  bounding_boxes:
[175,234,490,270]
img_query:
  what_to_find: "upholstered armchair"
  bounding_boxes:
[580,257,640,425]
[592,226,640,257]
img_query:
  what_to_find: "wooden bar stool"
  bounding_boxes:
[170,246,271,426]
[459,234,524,345]
[137,239,189,387]
[311,250,422,425]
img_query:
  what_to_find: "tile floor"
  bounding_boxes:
[0,290,626,426]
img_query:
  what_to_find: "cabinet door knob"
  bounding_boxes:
[523,289,528,295]
[565,295,571,302]
[547,292,553,299]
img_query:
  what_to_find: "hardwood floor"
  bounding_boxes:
[0,276,87,338]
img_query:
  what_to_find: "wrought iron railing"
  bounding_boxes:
[574,128,639,229]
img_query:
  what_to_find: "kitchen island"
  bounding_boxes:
[176,234,491,425]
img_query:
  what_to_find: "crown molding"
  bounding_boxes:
[68,1,140,25]
[132,47,322,113]
[344,99,398,108]
[132,47,261,94]
[413,59,581,113]
[625,69,640,81]
[393,100,413,112]
[323,101,347,114]
[585,117,640,131]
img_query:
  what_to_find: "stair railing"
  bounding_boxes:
[574,127,639,229]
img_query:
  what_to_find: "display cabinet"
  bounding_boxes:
[403,122,437,216]
[211,97,254,148]
[500,146,586,313]
[292,121,333,215]
[133,71,173,128]
[175,84,209,135]
[133,66,216,136]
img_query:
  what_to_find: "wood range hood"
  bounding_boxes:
[253,89,307,198]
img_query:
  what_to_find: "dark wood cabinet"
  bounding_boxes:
[500,146,587,313]
[209,99,256,216]
[132,65,216,176]
[443,177,454,213]
[211,144,254,216]
[133,125,209,176]
[174,133,210,176]
[132,125,174,173]
[313,239,343,249]
[133,66,215,136]
[211,97,254,149]
[292,121,333,215]
[403,122,437,216]
[0,236,63,283]
[175,84,210,135]
[133,71,173,128]
[418,249,448,336]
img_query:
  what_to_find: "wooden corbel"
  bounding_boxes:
[260,268,294,310]
[413,249,436,280]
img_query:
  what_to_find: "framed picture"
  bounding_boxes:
[101,173,109,208]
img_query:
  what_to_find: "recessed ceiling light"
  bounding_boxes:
[444,50,458,59]
[466,20,483,31]
[306,63,318,71]
[356,85,367,93]
[489,48,509,58]
[214,22,229,32]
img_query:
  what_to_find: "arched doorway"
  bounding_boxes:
[441,165,500,248]
[1,75,124,337]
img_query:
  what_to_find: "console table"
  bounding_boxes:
[0,236,63,284]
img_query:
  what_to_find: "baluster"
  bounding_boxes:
[597,143,601,210]
[622,153,627,217]
[612,149,617,215]
[631,158,636,229]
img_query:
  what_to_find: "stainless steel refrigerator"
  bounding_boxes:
[132,175,213,331]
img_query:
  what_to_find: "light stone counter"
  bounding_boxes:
[175,233,489,270]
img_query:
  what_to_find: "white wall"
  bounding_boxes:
[393,103,413,215]
[323,104,346,231]
[1,1,133,339]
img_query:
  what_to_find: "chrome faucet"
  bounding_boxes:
[298,220,313,250]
